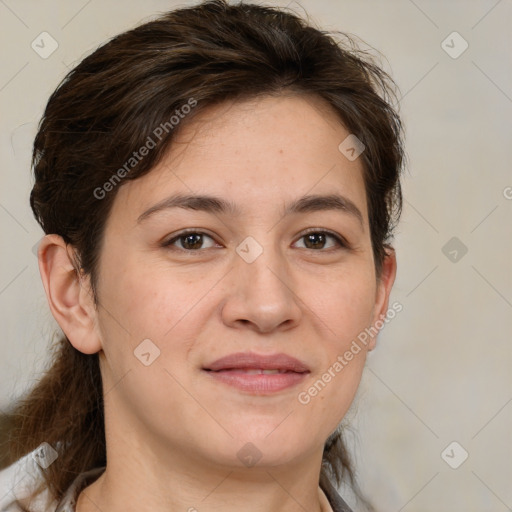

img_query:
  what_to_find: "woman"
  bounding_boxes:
[0,1,405,510]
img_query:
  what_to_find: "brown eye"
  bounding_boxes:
[304,232,327,249]
[179,233,204,250]
[164,231,217,251]
[294,230,346,251]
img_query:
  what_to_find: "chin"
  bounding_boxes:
[201,432,306,470]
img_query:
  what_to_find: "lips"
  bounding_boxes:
[202,352,310,394]
[203,352,310,373]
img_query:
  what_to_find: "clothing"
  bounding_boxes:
[0,447,353,511]
[319,478,354,512]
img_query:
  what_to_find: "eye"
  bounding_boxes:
[163,230,219,251]
[162,228,349,253]
[293,229,347,251]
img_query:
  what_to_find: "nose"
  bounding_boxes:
[220,242,303,334]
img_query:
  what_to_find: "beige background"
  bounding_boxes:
[1,1,511,511]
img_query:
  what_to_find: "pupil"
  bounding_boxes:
[183,234,202,249]
[305,233,325,249]
[179,233,327,250]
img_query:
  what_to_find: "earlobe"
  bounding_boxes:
[368,247,397,351]
[38,234,102,355]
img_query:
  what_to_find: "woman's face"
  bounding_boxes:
[86,94,395,471]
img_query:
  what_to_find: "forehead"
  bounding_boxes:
[111,93,368,225]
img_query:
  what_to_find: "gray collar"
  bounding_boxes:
[319,476,354,512]
[54,467,353,512]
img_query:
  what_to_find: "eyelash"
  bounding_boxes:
[162,228,349,253]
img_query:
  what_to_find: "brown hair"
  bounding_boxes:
[0,1,405,509]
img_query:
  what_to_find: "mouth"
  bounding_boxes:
[202,352,310,394]
[207,368,299,374]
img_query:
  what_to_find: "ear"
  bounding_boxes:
[37,234,102,355]
[367,247,397,351]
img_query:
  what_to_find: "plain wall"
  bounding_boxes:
[0,1,511,510]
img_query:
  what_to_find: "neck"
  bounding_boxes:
[77,443,327,512]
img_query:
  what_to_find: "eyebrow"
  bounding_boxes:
[136,193,364,226]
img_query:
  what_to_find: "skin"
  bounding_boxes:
[39,93,396,512]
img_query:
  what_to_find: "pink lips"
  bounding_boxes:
[203,352,310,394]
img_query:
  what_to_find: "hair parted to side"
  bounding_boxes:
[0,0,405,509]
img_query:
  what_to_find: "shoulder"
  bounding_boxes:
[0,448,58,512]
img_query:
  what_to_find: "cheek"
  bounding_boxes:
[296,343,366,446]
[294,269,376,421]
[96,261,224,407]
[306,267,377,342]
[95,267,211,429]
[101,260,208,338]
